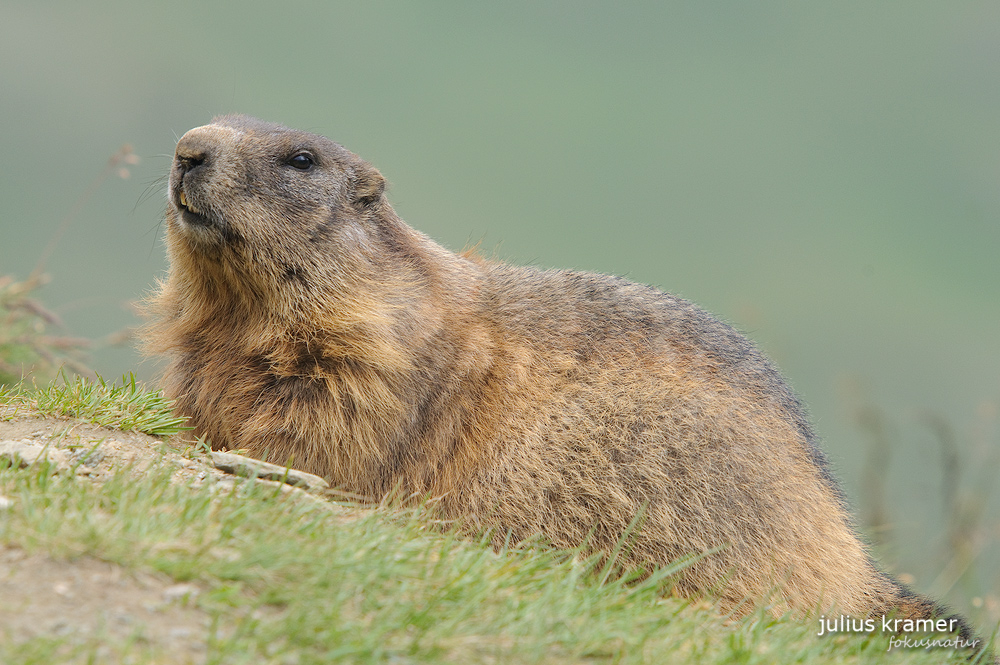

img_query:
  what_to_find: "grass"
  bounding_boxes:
[0,373,190,438]
[1,462,982,665]
[0,382,992,664]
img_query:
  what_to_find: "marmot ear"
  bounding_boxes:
[353,166,385,206]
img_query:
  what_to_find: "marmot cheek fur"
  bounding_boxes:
[144,114,973,635]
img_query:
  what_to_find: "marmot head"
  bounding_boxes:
[165,115,388,301]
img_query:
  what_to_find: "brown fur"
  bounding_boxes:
[145,115,974,637]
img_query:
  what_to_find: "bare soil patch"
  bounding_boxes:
[0,545,210,663]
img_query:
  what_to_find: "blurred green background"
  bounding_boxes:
[2,1,997,619]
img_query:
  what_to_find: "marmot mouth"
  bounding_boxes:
[176,187,212,227]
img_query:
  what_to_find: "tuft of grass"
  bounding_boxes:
[0,373,189,438]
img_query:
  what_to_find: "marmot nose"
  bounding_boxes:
[174,124,234,175]
[174,138,212,176]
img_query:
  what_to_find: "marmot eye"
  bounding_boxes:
[288,152,315,170]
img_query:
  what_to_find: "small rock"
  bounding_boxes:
[211,477,238,493]
[163,583,200,603]
[51,620,74,636]
[0,440,43,467]
[0,440,69,471]
[112,611,133,626]
[0,495,12,510]
[73,448,105,466]
[210,451,329,491]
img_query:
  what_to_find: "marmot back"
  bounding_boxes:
[144,115,975,641]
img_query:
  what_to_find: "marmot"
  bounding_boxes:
[145,115,972,636]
